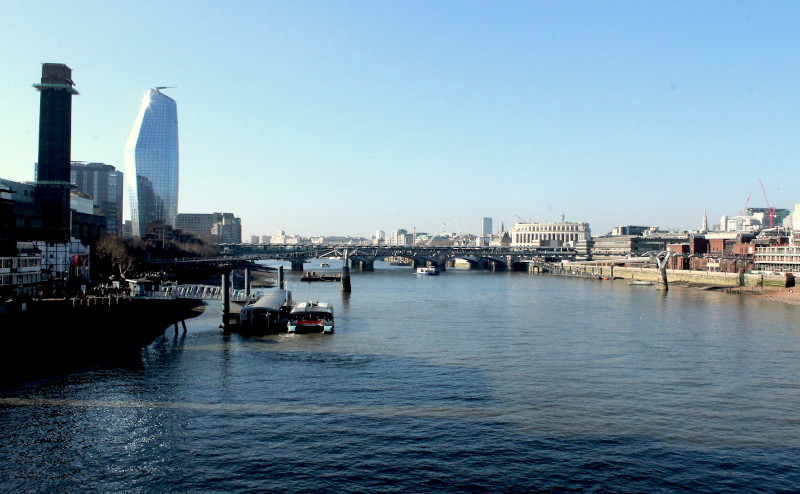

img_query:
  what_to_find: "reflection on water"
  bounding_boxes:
[1,265,799,492]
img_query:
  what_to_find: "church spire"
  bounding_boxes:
[701,208,708,233]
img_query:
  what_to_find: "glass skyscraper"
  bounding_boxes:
[124,88,179,237]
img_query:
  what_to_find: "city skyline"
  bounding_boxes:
[1,2,798,238]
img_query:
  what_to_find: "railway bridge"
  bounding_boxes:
[210,244,580,272]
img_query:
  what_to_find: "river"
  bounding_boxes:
[1,261,799,492]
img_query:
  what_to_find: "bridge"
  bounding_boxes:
[190,244,582,272]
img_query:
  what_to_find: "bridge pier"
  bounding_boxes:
[351,258,375,271]
[473,260,488,270]
[221,271,231,330]
[341,249,351,293]
[489,260,506,271]
[436,256,447,272]
[656,252,671,291]
[290,259,305,272]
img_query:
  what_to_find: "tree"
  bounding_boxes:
[93,235,137,279]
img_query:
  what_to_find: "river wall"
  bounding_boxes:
[539,264,787,288]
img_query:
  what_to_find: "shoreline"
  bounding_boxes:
[722,285,800,306]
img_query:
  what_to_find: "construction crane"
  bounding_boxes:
[740,192,752,216]
[759,179,776,228]
[427,223,446,245]
[514,214,531,224]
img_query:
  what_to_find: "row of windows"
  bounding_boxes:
[0,257,42,269]
[755,256,800,263]
[514,224,587,233]
[0,272,41,286]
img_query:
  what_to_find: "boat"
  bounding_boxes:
[238,288,293,333]
[287,301,334,334]
[301,271,341,282]
[416,266,440,276]
[628,280,653,286]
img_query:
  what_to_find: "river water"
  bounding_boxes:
[2,262,799,492]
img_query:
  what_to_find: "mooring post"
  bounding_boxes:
[181,319,187,334]
[278,266,285,288]
[244,266,251,299]
[341,248,352,293]
[221,271,231,329]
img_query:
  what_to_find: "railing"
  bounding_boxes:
[158,284,257,302]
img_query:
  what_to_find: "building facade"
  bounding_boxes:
[175,212,241,244]
[389,229,412,246]
[754,245,800,274]
[124,88,179,238]
[70,162,123,235]
[510,221,593,257]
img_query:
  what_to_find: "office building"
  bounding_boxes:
[175,212,241,244]
[389,229,411,246]
[124,88,179,237]
[481,217,492,236]
[70,162,123,235]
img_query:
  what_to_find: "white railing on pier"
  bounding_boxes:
[159,284,256,303]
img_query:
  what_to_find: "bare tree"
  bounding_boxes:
[94,235,137,278]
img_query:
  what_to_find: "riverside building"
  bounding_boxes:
[124,88,179,238]
[510,221,593,258]
[754,245,800,274]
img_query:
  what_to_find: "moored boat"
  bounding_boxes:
[288,301,334,334]
[301,271,341,282]
[238,288,293,333]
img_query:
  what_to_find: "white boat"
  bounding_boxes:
[287,301,334,334]
[416,266,440,276]
[628,280,653,286]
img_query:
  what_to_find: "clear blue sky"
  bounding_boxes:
[1,1,798,238]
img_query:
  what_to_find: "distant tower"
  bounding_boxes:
[560,212,566,223]
[33,63,79,243]
[124,88,179,237]
[701,208,708,233]
[481,217,492,236]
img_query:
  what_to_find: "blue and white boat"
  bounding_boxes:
[287,301,334,334]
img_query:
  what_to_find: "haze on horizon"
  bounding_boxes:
[1,1,798,238]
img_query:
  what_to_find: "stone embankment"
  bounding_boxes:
[535,262,798,306]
